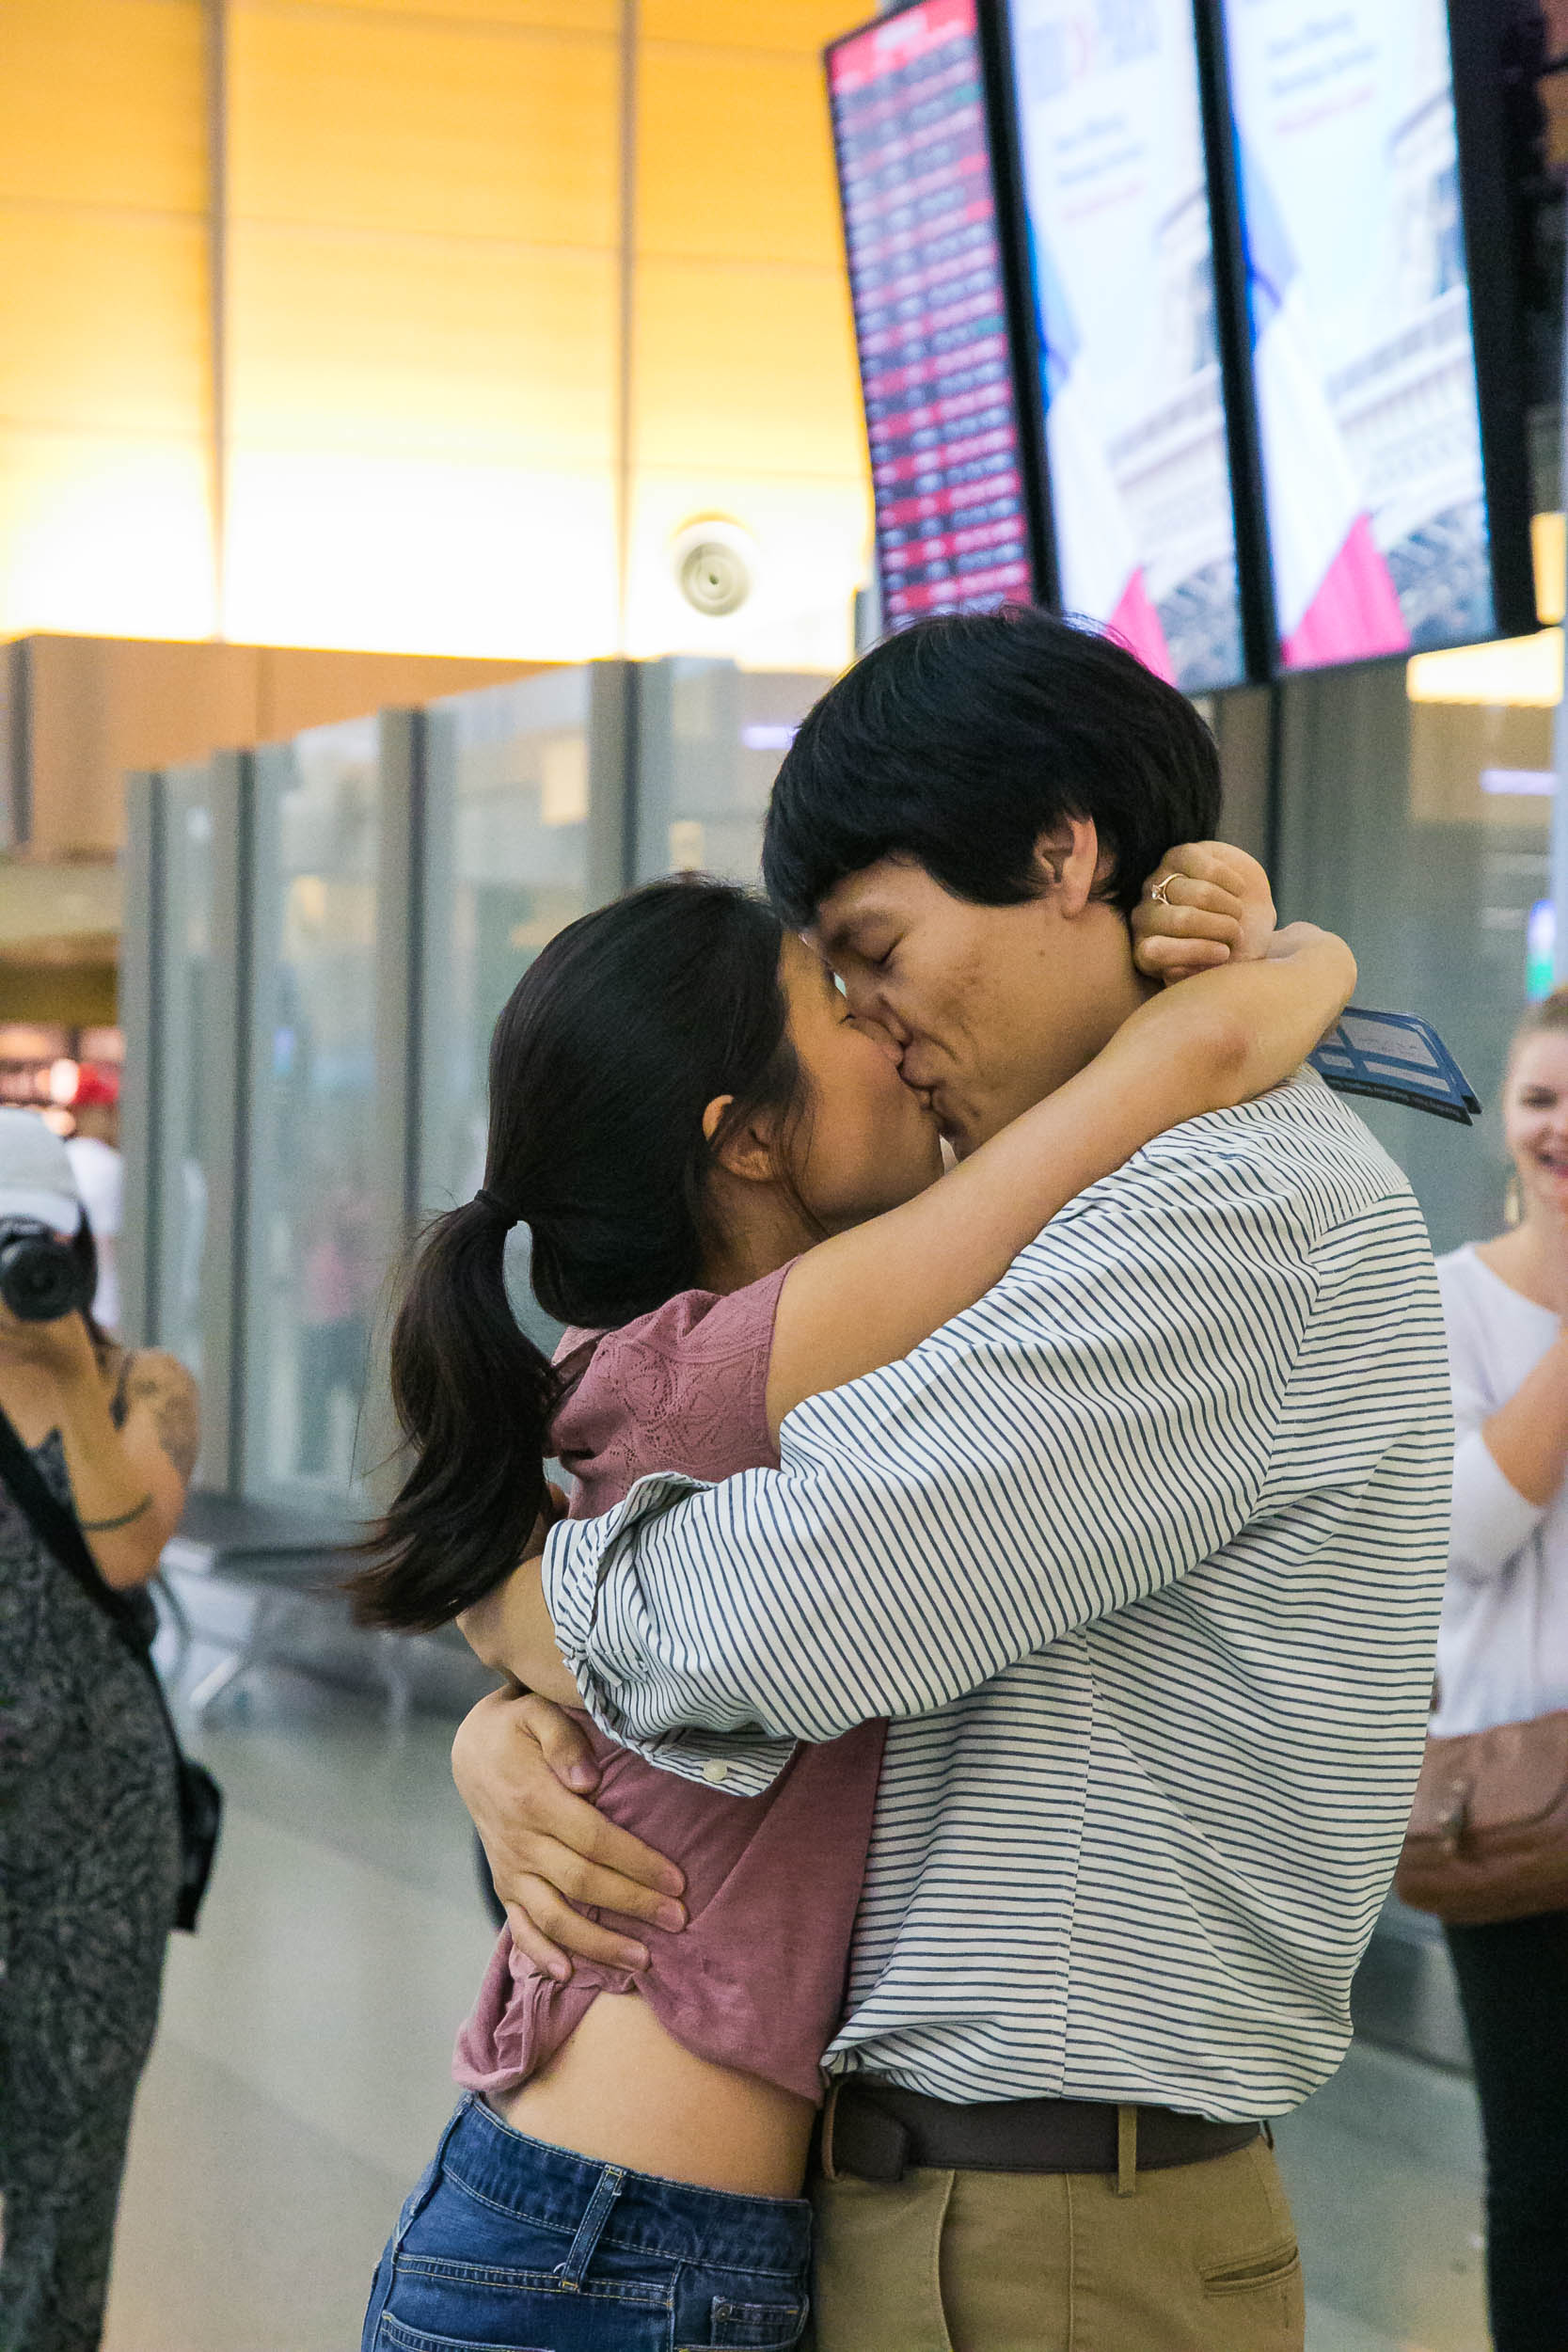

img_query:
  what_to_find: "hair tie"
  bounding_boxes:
[475,1187,520,1229]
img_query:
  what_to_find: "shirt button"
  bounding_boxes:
[702,1760,732,1784]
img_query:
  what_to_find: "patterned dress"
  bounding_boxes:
[0,1395,180,2352]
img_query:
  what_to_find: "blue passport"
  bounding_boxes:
[1308,1009,1481,1125]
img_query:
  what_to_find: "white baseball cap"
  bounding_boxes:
[0,1107,83,1236]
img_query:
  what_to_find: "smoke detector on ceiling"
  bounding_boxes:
[671,516,756,617]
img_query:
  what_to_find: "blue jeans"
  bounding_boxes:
[362,2094,813,2351]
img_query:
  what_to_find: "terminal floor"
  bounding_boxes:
[103,1669,1491,2352]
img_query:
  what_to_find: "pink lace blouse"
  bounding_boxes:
[452,1268,886,2106]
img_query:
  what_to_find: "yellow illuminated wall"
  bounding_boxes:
[629,1,872,668]
[0,0,872,665]
[0,0,215,639]
[225,0,623,658]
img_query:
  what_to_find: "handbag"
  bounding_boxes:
[1394,1706,1568,1925]
[0,1403,222,1932]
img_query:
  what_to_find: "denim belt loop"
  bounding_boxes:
[558,2164,626,2286]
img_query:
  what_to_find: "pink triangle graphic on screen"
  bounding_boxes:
[1107,567,1177,684]
[1035,230,1176,683]
[1241,142,1409,669]
[1281,513,1410,669]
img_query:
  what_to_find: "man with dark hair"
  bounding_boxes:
[764,606,1223,930]
[455,612,1450,2350]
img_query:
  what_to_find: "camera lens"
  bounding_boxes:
[0,1222,93,1323]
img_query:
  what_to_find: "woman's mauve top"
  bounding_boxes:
[451,1267,886,2106]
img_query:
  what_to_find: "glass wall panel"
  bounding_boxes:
[122,755,247,1489]
[153,762,220,1383]
[246,718,390,1500]
[418,670,599,1216]
[1275,647,1556,1258]
[418,669,614,1358]
[634,659,834,885]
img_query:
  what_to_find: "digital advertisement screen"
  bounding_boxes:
[1221,0,1495,669]
[1003,0,1246,692]
[829,0,1037,628]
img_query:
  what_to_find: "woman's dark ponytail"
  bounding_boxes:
[347,876,808,1635]
[346,1200,560,1630]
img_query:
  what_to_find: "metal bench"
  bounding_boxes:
[158,1490,413,1721]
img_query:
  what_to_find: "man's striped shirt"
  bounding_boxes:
[544,1073,1453,2120]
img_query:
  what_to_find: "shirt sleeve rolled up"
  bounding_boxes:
[543,1148,1323,1770]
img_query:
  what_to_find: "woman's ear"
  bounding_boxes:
[702,1093,780,1185]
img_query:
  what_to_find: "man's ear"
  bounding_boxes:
[702,1093,777,1184]
[1032,818,1108,916]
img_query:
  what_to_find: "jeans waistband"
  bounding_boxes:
[439,2095,812,2281]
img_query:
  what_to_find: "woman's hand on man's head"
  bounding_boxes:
[451,1688,688,1980]
[1132,842,1277,984]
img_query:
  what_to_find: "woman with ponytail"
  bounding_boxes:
[354,853,1354,2352]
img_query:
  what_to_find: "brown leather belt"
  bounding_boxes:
[815,2079,1262,2185]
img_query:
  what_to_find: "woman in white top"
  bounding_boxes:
[1435,987,1568,2352]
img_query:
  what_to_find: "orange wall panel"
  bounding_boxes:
[313,0,618,27]
[641,2,869,52]
[635,258,863,479]
[638,47,843,267]
[0,0,207,215]
[221,1,625,653]
[227,229,616,464]
[0,211,209,438]
[230,5,619,246]
[16,633,545,851]
[627,6,869,665]
[0,0,214,641]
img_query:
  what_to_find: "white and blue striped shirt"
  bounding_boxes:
[544,1073,1452,2120]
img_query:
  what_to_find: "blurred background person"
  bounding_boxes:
[63,1067,123,1338]
[1433,989,1568,2352]
[296,1145,377,1485]
[0,1108,199,2352]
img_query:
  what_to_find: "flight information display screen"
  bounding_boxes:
[829,0,1037,628]
[1003,0,1246,692]
[1220,0,1495,669]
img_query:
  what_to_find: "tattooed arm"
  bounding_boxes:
[121,1350,201,1486]
[53,1343,198,1588]
[0,1298,199,1586]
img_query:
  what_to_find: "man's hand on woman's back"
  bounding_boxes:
[451,1688,687,1979]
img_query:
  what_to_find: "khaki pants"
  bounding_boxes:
[808,2136,1305,2352]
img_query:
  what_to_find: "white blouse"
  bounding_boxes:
[1434,1245,1568,1736]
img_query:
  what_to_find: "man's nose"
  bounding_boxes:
[850,1010,906,1068]
[845,980,911,1051]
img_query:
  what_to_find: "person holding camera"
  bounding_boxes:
[0,1109,199,2352]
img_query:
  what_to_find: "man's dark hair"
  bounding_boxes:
[762,607,1223,926]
